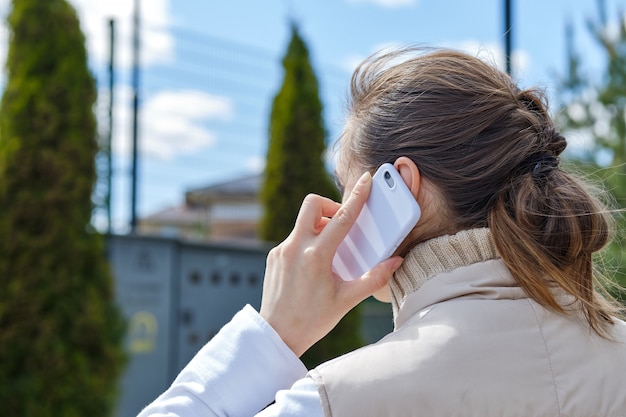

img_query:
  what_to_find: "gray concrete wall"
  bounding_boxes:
[108,234,393,417]
[109,235,270,417]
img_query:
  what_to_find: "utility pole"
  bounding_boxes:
[106,19,115,234]
[504,0,513,76]
[130,0,140,231]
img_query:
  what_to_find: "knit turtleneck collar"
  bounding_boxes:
[390,228,499,318]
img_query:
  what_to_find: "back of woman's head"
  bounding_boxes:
[341,48,621,335]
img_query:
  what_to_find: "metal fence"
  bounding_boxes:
[94,21,350,239]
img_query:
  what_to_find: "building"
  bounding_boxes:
[139,173,263,242]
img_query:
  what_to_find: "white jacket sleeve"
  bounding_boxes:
[256,377,323,417]
[136,304,323,417]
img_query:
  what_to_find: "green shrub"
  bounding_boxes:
[0,1,125,415]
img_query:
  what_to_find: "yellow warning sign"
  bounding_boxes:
[128,311,158,354]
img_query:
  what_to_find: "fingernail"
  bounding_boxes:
[357,171,371,185]
[390,257,404,271]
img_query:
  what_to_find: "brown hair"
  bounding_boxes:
[341,48,622,336]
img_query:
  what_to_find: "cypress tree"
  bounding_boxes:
[0,1,125,416]
[260,24,362,367]
[261,24,340,241]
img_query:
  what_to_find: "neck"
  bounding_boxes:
[390,228,499,317]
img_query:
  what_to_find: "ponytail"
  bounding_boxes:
[489,167,620,337]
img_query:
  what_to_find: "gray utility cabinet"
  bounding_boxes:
[108,234,270,417]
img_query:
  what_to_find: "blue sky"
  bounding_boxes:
[1,0,624,231]
[170,0,612,89]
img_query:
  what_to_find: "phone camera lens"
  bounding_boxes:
[383,170,395,188]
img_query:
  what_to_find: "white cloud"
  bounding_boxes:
[341,40,530,79]
[0,0,11,85]
[70,0,174,68]
[99,86,234,160]
[341,54,367,74]
[347,0,418,8]
[452,40,530,79]
[245,156,266,173]
[0,0,225,161]
[340,42,417,74]
[148,90,233,122]
[0,0,174,80]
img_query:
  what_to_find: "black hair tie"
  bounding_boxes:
[531,153,558,173]
[528,153,559,182]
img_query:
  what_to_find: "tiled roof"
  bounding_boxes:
[185,173,262,206]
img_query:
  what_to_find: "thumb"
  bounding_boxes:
[343,256,404,306]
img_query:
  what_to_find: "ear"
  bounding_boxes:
[394,156,421,199]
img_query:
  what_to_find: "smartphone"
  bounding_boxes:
[332,163,421,281]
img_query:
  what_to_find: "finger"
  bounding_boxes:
[313,216,332,234]
[340,256,403,307]
[320,171,372,248]
[293,194,341,235]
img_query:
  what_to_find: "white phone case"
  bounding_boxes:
[332,163,421,281]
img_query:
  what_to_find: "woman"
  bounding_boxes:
[138,49,626,416]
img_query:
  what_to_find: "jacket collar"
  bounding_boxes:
[390,228,527,328]
[393,259,527,328]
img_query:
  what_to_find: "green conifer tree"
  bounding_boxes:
[260,24,362,367]
[0,1,125,415]
[260,24,340,241]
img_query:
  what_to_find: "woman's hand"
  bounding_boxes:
[259,172,404,357]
